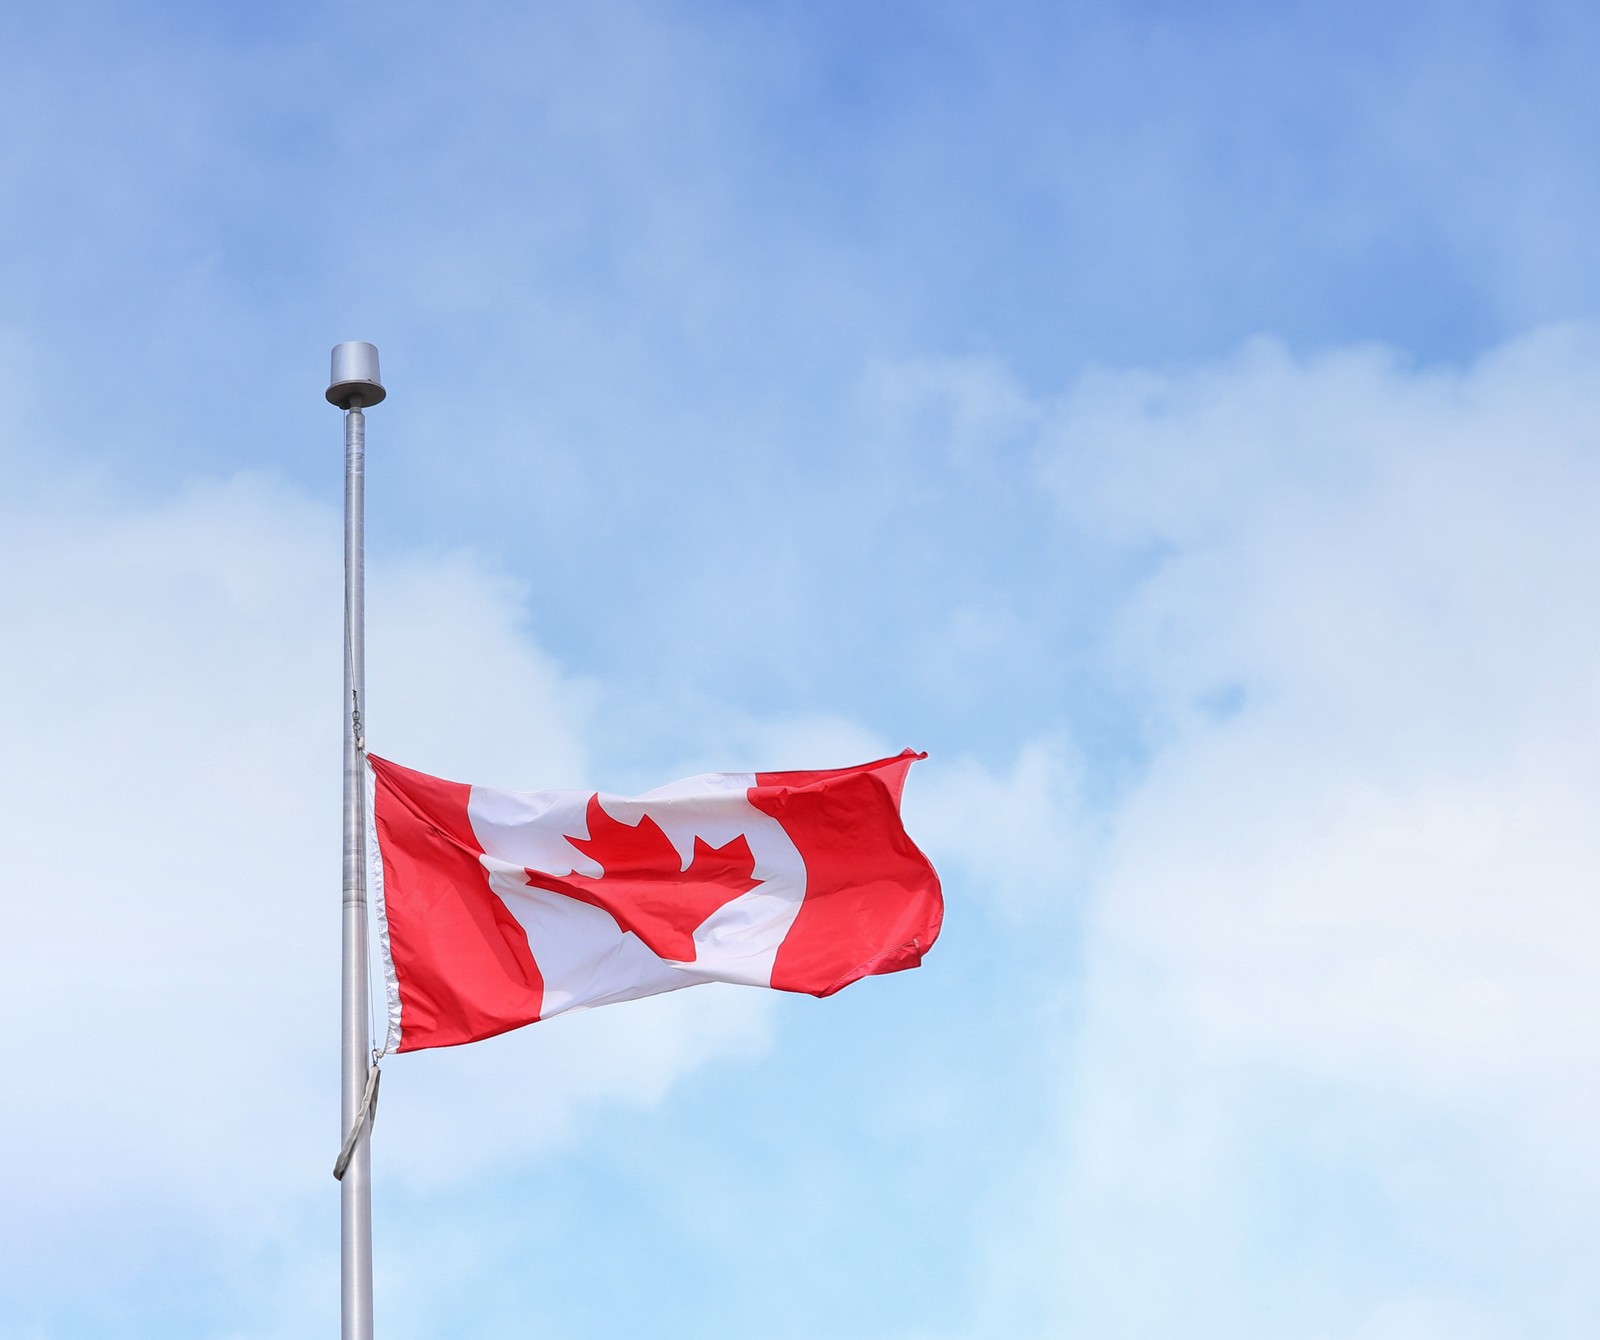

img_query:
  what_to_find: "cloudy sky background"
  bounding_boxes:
[3,1,1599,1336]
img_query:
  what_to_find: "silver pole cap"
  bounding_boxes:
[326,341,387,408]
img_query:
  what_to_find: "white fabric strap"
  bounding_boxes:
[332,1061,382,1182]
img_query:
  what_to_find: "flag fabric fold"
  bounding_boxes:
[365,750,943,1053]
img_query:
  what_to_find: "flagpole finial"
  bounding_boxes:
[327,341,386,408]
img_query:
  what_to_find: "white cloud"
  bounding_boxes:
[905,739,1090,923]
[0,462,772,1282]
[1010,323,1600,1333]
[1047,325,1600,1122]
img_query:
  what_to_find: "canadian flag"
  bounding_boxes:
[366,750,943,1053]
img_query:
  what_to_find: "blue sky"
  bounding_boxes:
[3,2,1600,1337]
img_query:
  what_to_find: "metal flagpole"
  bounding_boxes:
[328,342,386,1340]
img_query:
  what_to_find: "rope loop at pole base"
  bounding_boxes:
[333,1061,382,1181]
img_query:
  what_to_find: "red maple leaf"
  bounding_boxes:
[525,795,761,963]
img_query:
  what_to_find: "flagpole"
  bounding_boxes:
[329,342,386,1340]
